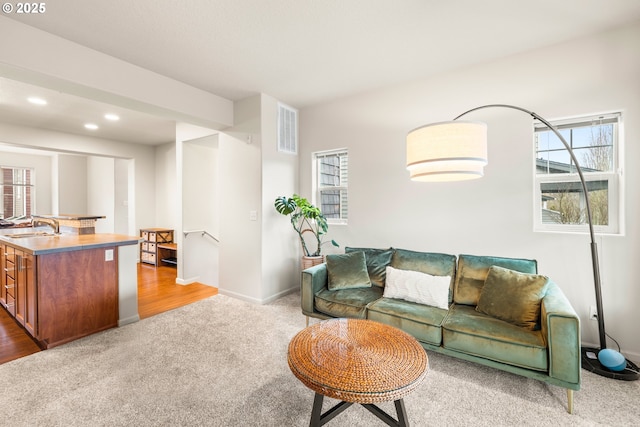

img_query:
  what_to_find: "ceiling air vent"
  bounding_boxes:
[278,103,298,154]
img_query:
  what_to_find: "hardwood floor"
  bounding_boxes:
[0,308,41,364]
[0,263,217,364]
[137,263,217,319]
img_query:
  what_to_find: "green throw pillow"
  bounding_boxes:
[326,251,372,291]
[345,247,394,287]
[476,265,549,330]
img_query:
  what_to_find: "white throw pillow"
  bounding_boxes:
[383,266,450,310]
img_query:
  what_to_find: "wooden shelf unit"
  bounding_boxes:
[140,228,175,267]
[157,243,177,266]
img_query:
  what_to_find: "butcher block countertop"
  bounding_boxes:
[0,229,141,255]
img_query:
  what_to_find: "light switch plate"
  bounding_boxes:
[105,249,114,261]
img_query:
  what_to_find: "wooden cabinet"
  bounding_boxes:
[3,245,18,318]
[140,228,174,266]
[1,242,117,349]
[0,244,7,308]
[1,245,37,334]
[1,244,16,316]
[24,252,37,336]
[37,247,118,348]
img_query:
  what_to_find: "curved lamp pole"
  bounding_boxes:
[453,104,606,351]
[407,104,607,347]
[407,104,640,379]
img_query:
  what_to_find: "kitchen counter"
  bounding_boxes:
[0,230,141,255]
[0,229,141,347]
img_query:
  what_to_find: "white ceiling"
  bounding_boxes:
[0,78,177,146]
[3,0,640,145]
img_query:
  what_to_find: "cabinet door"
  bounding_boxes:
[15,252,26,326]
[24,253,37,336]
[0,244,6,307]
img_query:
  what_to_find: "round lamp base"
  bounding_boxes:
[581,347,640,381]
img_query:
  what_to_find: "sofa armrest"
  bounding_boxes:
[541,281,581,388]
[301,263,328,315]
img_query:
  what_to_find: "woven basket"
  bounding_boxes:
[301,255,324,270]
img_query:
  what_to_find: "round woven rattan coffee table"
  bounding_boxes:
[288,318,428,427]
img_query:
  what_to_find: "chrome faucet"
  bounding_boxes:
[32,216,60,234]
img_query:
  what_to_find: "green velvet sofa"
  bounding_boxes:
[300,247,581,414]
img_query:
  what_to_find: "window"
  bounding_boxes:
[534,113,621,234]
[313,149,348,224]
[1,166,35,220]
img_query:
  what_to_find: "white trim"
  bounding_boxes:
[313,148,349,224]
[176,276,200,285]
[533,112,623,235]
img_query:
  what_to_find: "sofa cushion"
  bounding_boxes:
[367,297,448,345]
[454,254,538,306]
[476,266,549,330]
[326,251,371,290]
[383,266,450,309]
[345,247,394,287]
[390,249,457,303]
[315,286,383,318]
[442,304,548,371]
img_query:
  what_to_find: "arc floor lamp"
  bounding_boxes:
[406,104,638,380]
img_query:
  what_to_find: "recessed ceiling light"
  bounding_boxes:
[84,123,99,130]
[27,97,47,105]
[104,114,120,121]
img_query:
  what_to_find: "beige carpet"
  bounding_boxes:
[1,292,638,426]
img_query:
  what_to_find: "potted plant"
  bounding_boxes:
[274,194,339,269]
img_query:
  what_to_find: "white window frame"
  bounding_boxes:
[1,166,36,220]
[533,112,623,235]
[312,148,348,225]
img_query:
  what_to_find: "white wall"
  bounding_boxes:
[261,95,300,301]
[87,156,115,233]
[154,142,178,231]
[114,158,132,235]
[218,96,264,302]
[299,22,640,360]
[217,94,300,303]
[55,154,87,215]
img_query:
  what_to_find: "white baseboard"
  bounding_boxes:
[118,314,140,327]
[217,288,263,304]
[260,286,298,304]
[217,286,298,305]
[176,276,200,285]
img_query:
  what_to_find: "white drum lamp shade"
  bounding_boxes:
[406,121,488,181]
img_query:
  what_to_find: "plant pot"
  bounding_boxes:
[301,255,324,270]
